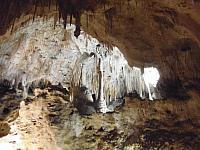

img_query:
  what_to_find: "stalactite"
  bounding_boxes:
[63,17,67,29]
[86,14,89,28]
[48,0,51,10]
[4,1,13,32]
[58,10,61,24]
[0,0,108,37]
[54,13,57,29]
[70,14,73,25]
[74,11,81,38]
[10,18,16,34]
[41,0,45,18]
[33,0,38,22]
[105,6,116,32]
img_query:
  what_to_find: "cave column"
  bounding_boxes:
[96,46,108,113]
[81,64,86,86]
[146,81,153,100]
[22,72,28,99]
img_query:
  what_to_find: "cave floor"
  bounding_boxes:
[0,89,200,150]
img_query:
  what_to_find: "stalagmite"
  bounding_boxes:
[96,57,108,113]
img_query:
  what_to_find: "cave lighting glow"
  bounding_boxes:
[143,67,160,88]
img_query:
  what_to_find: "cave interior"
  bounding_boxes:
[0,0,200,149]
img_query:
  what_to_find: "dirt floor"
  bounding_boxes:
[0,89,200,150]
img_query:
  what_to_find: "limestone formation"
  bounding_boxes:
[0,1,199,99]
[0,19,161,111]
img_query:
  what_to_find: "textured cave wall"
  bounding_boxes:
[84,0,200,97]
[80,0,200,96]
[0,0,200,98]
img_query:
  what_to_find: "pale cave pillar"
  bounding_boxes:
[143,74,153,101]
[22,73,28,99]
[81,64,86,86]
[146,82,153,100]
[97,57,108,113]
[139,75,143,98]
[11,78,15,90]
[69,87,73,102]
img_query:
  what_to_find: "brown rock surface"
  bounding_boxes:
[0,89,200,149]
[0,122,10,138]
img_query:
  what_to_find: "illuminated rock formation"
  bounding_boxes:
[0,19,160,113]
[0,1,199,99]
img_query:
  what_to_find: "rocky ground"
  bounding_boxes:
[0,88,200,150]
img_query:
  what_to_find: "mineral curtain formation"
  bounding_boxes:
[0,19,160,106]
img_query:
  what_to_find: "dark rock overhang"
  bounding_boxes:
[0,0,107,37]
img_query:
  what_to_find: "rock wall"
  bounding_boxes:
[80,0,200,98]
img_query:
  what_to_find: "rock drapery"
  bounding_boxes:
[0,19,160,112]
